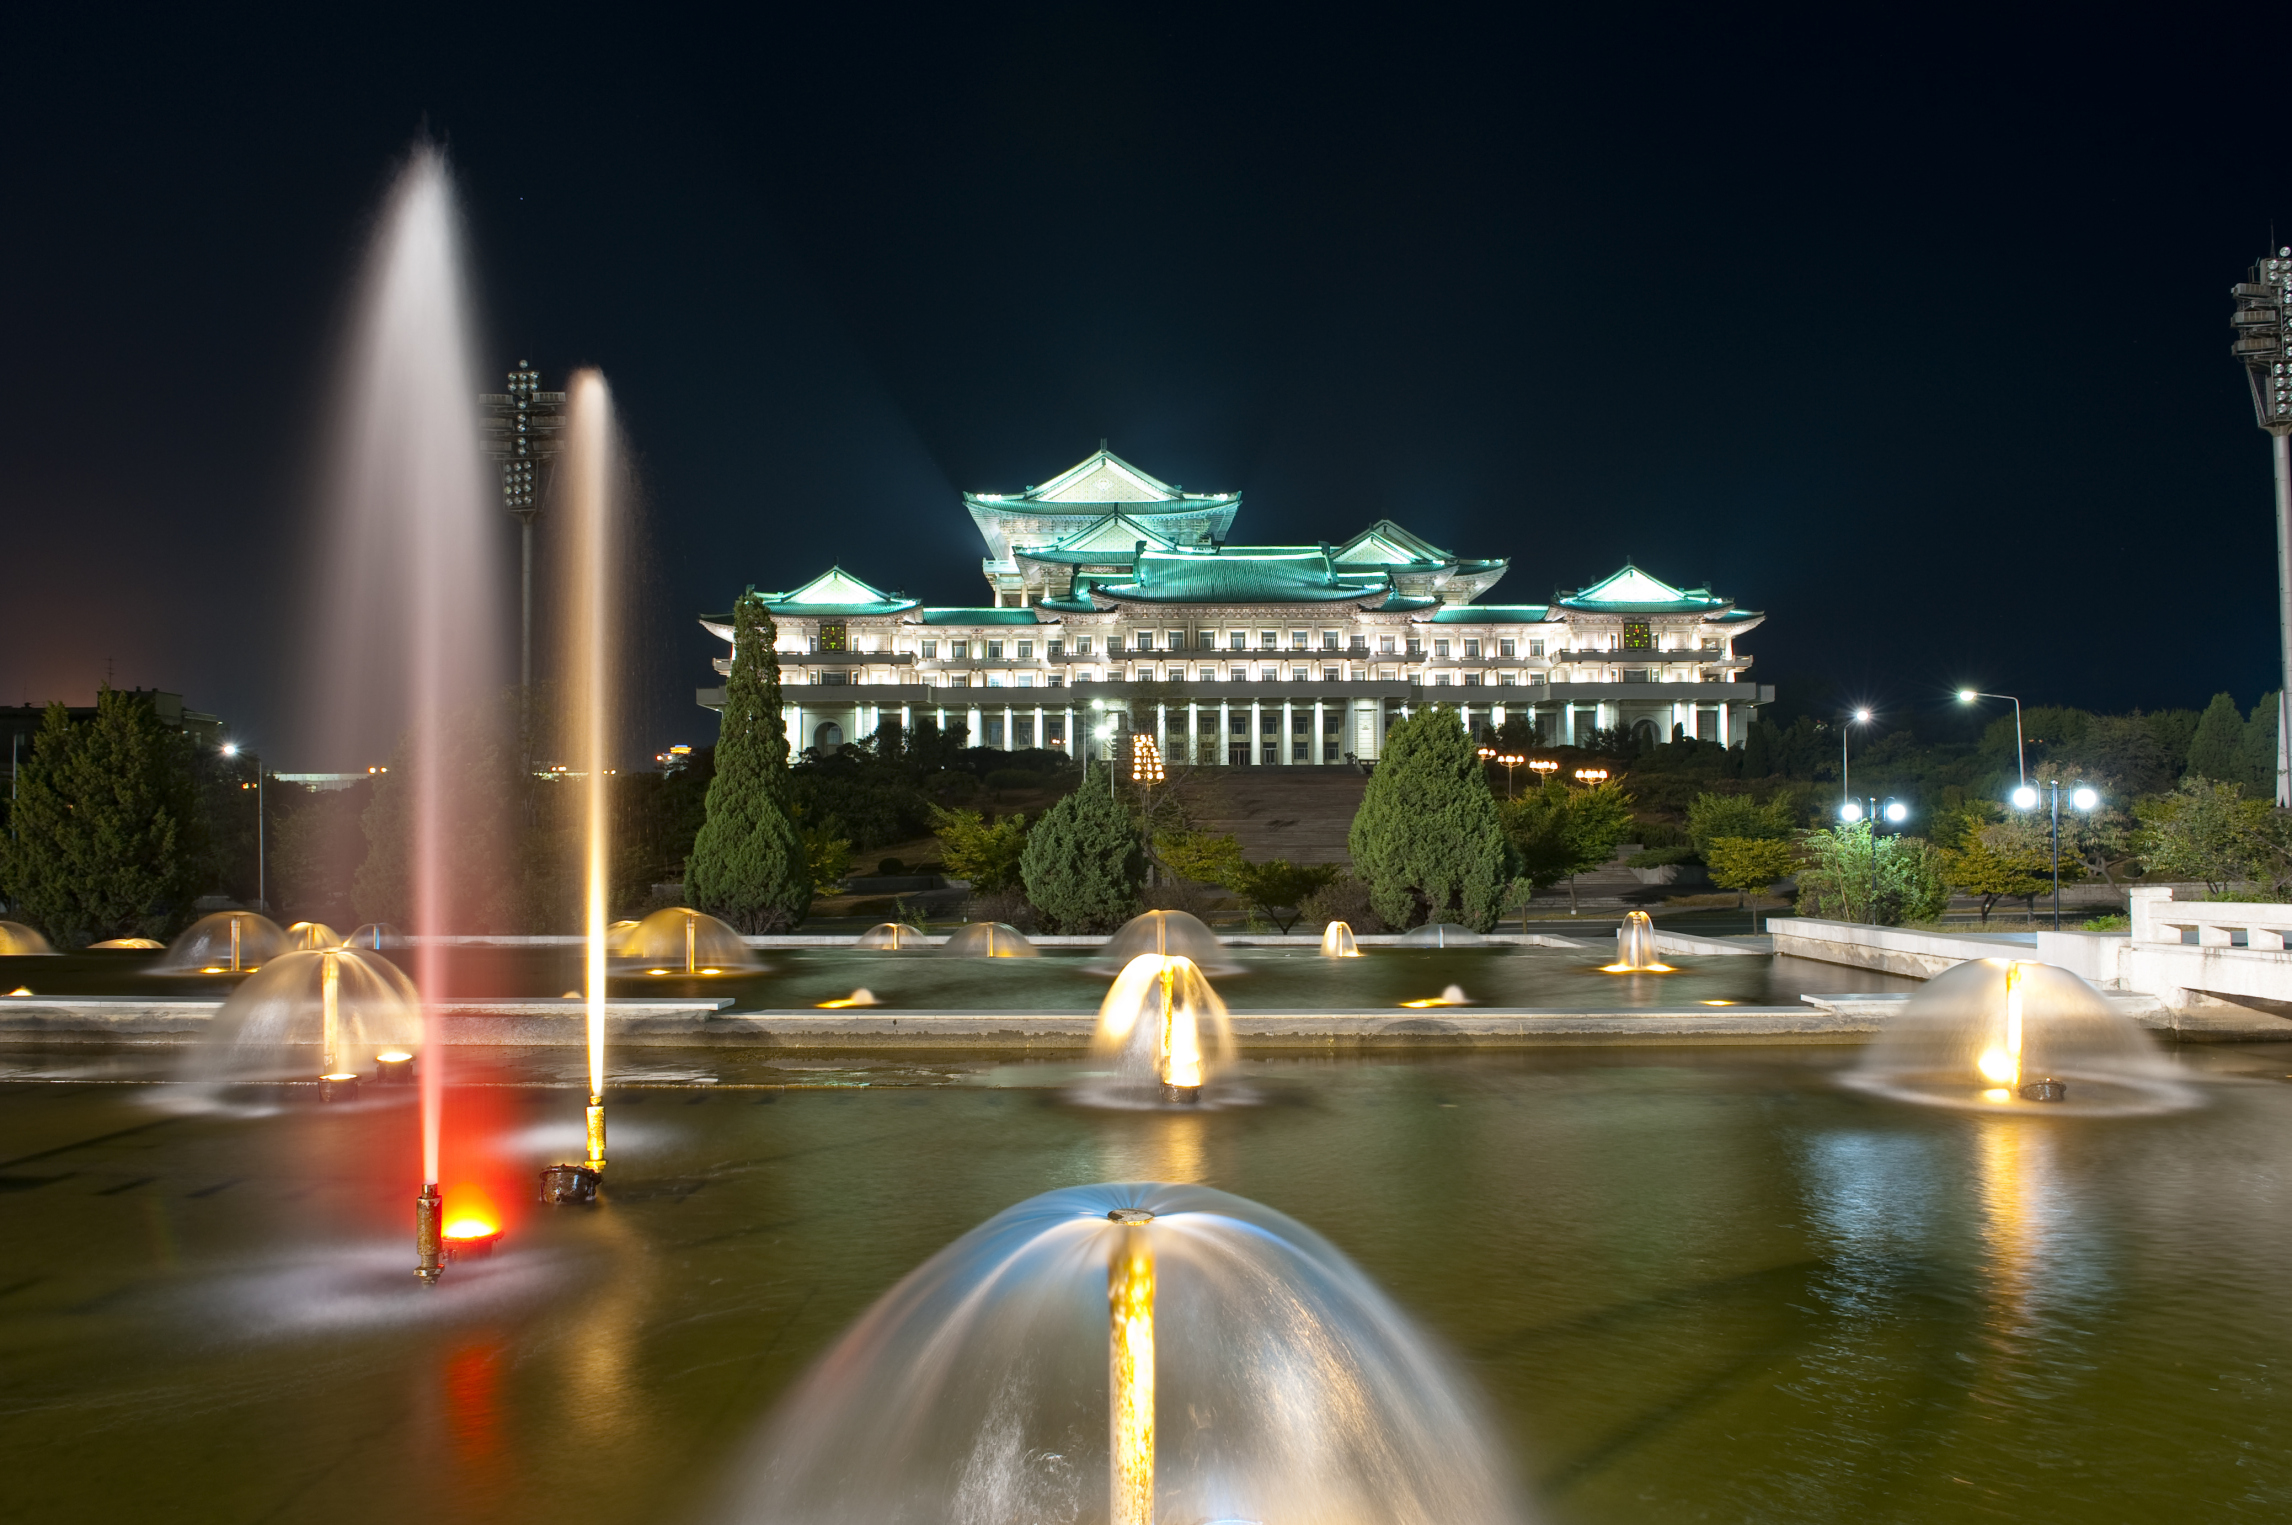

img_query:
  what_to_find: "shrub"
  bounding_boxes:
[1298,873,1386,934]
[1625,846,1701,868]
[2081,914,2129,931]
[1348,706,1509,931]
[1019,764,1145,932]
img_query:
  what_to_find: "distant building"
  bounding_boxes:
[699,448,1772,763]
[2,690,223,770]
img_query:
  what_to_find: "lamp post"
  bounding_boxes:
[480,362,567,756]
[2231,247,2292,806]
[2014,780,2099,931]
[221,742,263,911]
[1839,708,1872,809]
[1528,758,1559,787]
[1955,689,2026,792]
[1837,796,1907,925]
[1478,747,1525,797]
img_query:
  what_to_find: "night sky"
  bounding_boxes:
[2,9,2285,768]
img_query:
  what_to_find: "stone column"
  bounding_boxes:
[1003,703,1013,752]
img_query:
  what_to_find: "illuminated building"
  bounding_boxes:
[698,448,1771,762]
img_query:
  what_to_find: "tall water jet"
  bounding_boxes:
[710,1183,1522,1524]
[317,146,503,1278]
[1602,908,1674,972]
[1844,958,2196,1115]
[561,369,622,1182]
[1093,954,1234,1104]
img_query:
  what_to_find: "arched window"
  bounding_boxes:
[1629,718,1660,750]
[814,721,844,753]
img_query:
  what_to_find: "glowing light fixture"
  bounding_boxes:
[2012,785,2039,810]
[1884,801,1909,824]
[1839,801,1864,823]
[1106,1208,1156,1525]
[375,1051,414,1084]
[442,1218,503,1261]
[2072,786,2099,811]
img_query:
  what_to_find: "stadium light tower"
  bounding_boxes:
[2232,248,2292,805]
[480,360,568,721]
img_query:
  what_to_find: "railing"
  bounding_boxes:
[2129,886,2292,948]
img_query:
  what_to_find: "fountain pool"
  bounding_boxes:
[1,1043,2287,1524]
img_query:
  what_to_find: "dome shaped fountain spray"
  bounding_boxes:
[615,905,757,973]
[712,1183,1522,1523]
[1602,908,1674,972]
[1845,958,2196,1115]
[1320,919,1362,956]
[196,946,421,1098]
[1093,946,1234,1105]
[158,911,289,973]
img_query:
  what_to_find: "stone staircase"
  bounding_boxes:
[1166,766,1369,866]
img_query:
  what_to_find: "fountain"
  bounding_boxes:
[1093,954,1235,1104]
[156,911,289,973]
[1844,957,2197,1115]
[1602,909,1674,972]
[344,922,406,950]
[1320,919,1363,956]
[940,921,1038,957]
[0,923,59,955]
[1399,922,1483,947]
[615,906,758,973]
[855,921,927,949]
[1094,908,1239,974]
[88,937,163,949]
[284,920,343,950]
[710,1182,1521,1524]
[194,946,421,1090]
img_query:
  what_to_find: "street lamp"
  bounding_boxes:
[221,742,263,911]
[1839,709,1872,809]
[1956,689,2027,791]
[2014,780,2100,930]
[1478,747,1526,797]
[2231,246,2292,805]
[1528,758,1559,785]
[1573,767,1609,784]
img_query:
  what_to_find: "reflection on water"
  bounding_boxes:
[4,1048,2290,1525]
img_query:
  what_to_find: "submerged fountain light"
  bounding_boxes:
[1846,957,2196,1115]
[375,1050,414,1083]
[817,988,880,1008]
[1601,909,1676,972]
[1400,984,1470,1008]
[1320,919,1363,957]
[441,1218,503,1261]
[712,1183,1518,1523]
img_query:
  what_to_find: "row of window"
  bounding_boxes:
[885,636,1729,661]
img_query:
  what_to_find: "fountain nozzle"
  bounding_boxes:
[1107,1207,1156,1224]
[1159,1083,1201,1105]
[415,1184,444,1285]
[2018,1077,2069,1102]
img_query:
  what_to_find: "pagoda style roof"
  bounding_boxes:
[1010,512,1197,567]
[698,566,919,637]
[913,607,1046,626]
[1333,520,1453,567]
[1554,565,1743,616]
[964,447,1240,564]
[1064,546,1401,608]
[1426,604,1557,624]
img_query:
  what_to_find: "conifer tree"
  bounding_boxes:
[1347,704,1509,930]
[1019,764,1143,932]
[0,689,203,944]
[2237,692,2281,796]
[2184,692,2245,783]
[687,591,811,931]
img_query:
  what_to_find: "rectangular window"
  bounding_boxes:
[1323,666,1340,682]
[1260,711,1279,737]
[1292,742,1310,762]
[1529,640,1545,657]
[1076,636,1093,655]
[985,715,1004,746]
[1463,639,1480,659]
[1350,666,1366,681]
[1499,639,1515,657]
[1047,673,1064,688]
[1291,631,1308,649]
[986,640,1004,659]
[1046,717,1066,744]
[1200,667,1217,681]
[1106,633,1123,654]
[1526,672,1546,686]
[1622,668,1650,683]
[987,675,1005,688]
[1379,636,1396,655]
[1433,673,1452,686]
[1017,640,1032,658]
[1291,712,1310,735]
[1017,673,1034,688]
[1323,710,1343,733]
[1166,631,1182,651]
[1260,631,1277,649]
[1321,631,1339,650]
[950,640,969,659]
[1232,667,1249,682]
[819,671,849,686]
[1015,717,1035,747]
[1350,635,1368,653]
[1499,674,1516,686]
[1434,639,1451,658]
[1229,632,1247,651]
[1262,746,1278,765]
[1198,631,1216,649]
[1379,666,1397,681]
[1292,666,1309,681]
[1464,673,1482,686]
[1406,639,1423,657]
[1229,711,1249,735]
[921,640,938,659]
[1048,639,1063,658]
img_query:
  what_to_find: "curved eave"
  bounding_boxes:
[911,608,1047,626]
[1555,599,1734,615]
[1425,605,1556,624]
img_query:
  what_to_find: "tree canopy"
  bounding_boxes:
[1019,763,1144,932]
[687,591,811,931]
[1347,705,1509,931]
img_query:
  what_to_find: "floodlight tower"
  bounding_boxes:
[2232,248,2292,806]
[480,361,568,727]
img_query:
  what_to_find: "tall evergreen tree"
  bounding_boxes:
[1019,764,1143,932]
[0,689,203,944]
[1347,704,1509,930]
[2237,691,2281,796]
[687,591,810,931]
[2184,692,2245,782]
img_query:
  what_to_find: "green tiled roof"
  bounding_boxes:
[1335,520,1453,566]
[1095,549,1394,605]
[1555,565,1733,614]
[1427,605,1555,624]
[916,607,1045,626]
